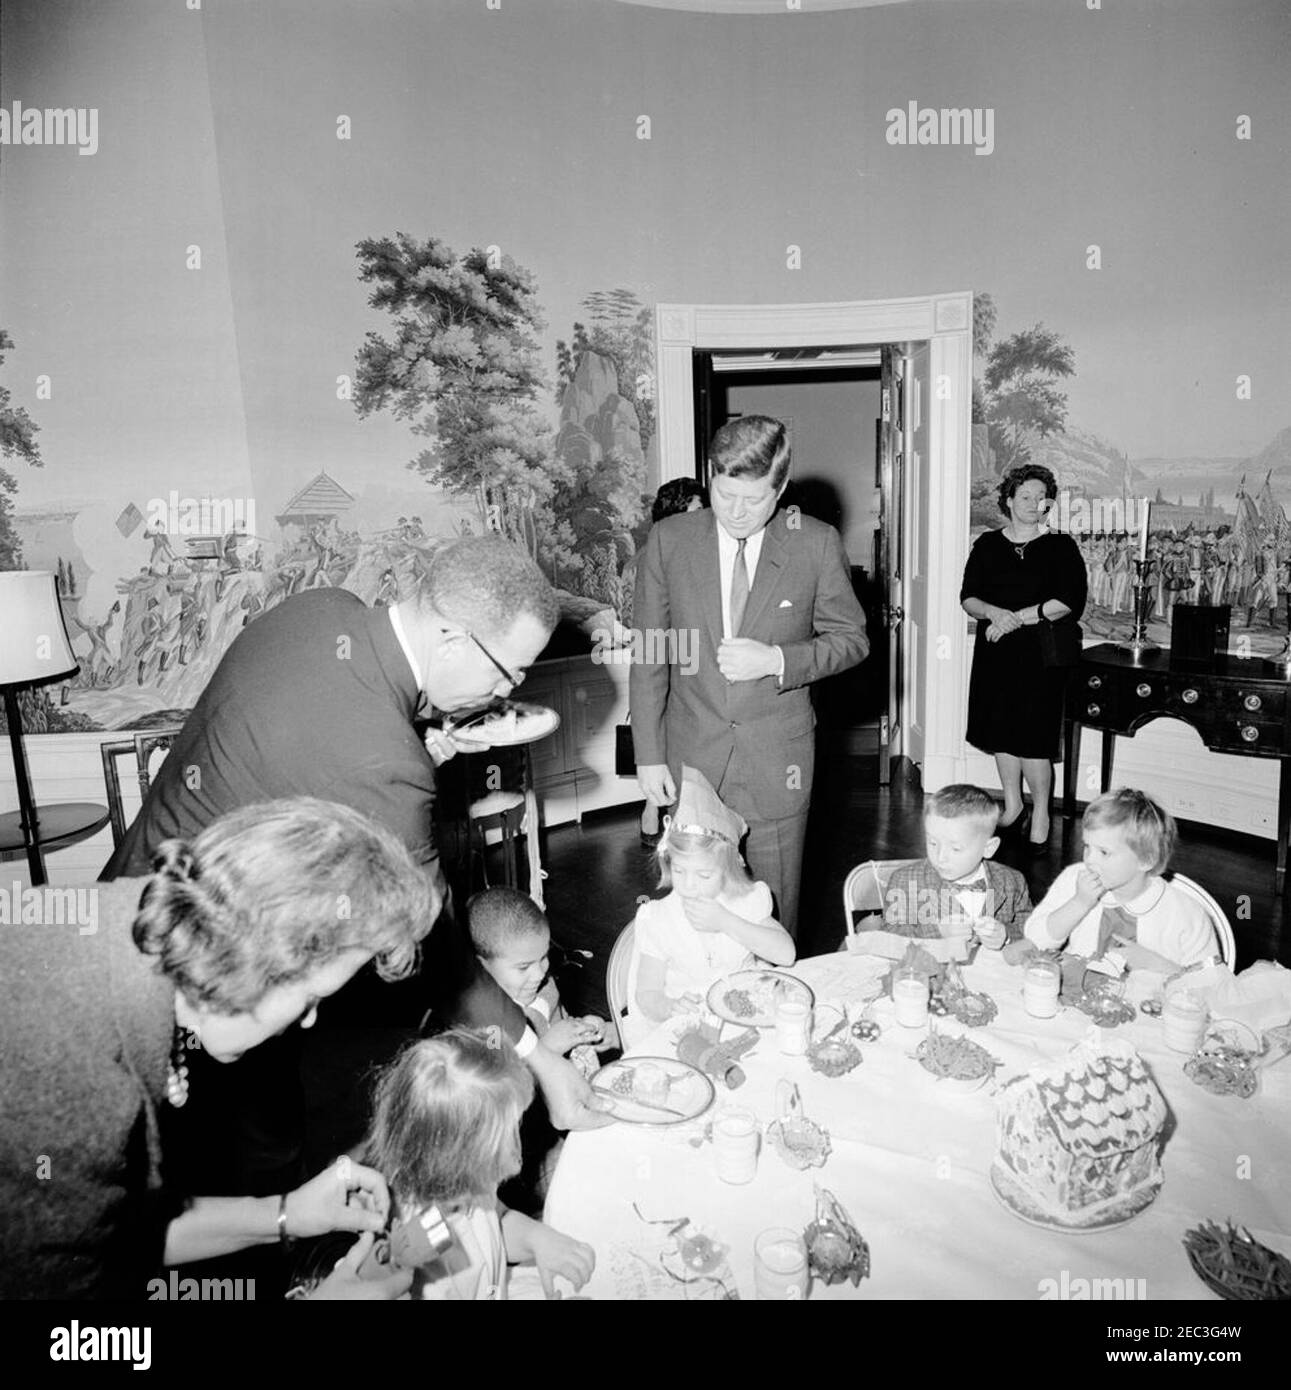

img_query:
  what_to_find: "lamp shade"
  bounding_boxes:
[0,571,80,688]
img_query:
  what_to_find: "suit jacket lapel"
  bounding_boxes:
[692,511,724,655]
[739,512,787,636]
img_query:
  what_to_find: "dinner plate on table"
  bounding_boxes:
[446,700,561,748]
[706,969,815,1029]
[590,1056,715,1126]
[988,1160,1160,1232]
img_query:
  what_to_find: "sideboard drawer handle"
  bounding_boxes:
[1087,675,1102,690]
[1181,688,1199,705]
[1135,683,1152,699]
[1244,694,1263,712]
[1086,703,1101,718]
[1241,725,1260,743]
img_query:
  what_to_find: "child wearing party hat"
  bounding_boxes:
[623,765,795,1048]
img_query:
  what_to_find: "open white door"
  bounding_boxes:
[654,294,972,792]
[878,347,903,782]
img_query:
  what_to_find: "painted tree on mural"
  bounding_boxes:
[0,329,43,571]
[556,288,655,446]
[982,323,1076,475]
[553,288,655,598]
[352,234,573,570]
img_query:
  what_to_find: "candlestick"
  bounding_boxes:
[1116,557,1160,665]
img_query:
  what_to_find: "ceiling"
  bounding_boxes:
[611,1,922,12]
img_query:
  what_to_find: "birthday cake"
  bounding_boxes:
[993,1033,1167,1227]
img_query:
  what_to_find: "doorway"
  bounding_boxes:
[654,294,973,793]
[694,352,889,768]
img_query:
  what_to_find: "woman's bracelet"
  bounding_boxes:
[278,1192,293,1248]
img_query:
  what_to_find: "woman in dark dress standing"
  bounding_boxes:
[960,464,1088,850]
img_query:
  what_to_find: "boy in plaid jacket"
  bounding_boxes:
[876,785,1032,946]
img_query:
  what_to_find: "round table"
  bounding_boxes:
[0,802,111,866]
[545,948,1291,1300]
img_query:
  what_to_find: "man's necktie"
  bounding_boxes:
[730,538,750,637]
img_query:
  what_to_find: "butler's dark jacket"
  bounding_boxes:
[101,588,524,1045]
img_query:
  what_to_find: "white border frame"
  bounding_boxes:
[655,293,973,789]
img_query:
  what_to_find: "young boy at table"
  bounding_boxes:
[624,766,795,1049]
[1025,787,1219,973]
[468,886,608,1077]
[469,888,610,1212]
[878,784,1033,947]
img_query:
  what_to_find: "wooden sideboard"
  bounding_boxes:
[517,652,638,827]
[1062,643,1291,891]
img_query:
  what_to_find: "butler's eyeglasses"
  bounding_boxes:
[467,630,523,689]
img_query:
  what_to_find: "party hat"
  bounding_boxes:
[666,765,747,848]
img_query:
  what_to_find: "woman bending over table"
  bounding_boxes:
[0,797,436,1300]
[960,464,1087,851]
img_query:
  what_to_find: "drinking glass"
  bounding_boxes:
[712,1106,759,1185]
[754,1227,809,1301]
[893,967,929,1027]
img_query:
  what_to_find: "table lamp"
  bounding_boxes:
[0,571,80,884]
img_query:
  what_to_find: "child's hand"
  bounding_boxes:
[543,1016,602,1056]
[1115,940,1175,973]
[1072,866,1104,909]
[681,896,729,934]
[938,915,975,946]
[974,918,1007,951]
[529,1224,596,1299]
[669,992,704,1019]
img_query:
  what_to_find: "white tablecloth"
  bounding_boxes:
[544,950,1291,1300]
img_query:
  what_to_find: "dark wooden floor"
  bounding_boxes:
[545,748,1291,1021]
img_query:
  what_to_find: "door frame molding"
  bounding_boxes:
[654,293,973,790]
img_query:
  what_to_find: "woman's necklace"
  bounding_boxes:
[1006,526,1043,560]
[167,1024,193,1108]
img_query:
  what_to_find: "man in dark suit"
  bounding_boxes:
[630,415,869,937]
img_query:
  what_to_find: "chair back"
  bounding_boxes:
[842,857,922,936]
[605,919,636,1030]
[1167,871,1237,968]
[100,727,183,847]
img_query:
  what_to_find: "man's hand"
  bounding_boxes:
[681,896,732,935]
[304,1232,413,1301]
[530,1048,615,1131]
[637,763,676,808]
[422,727,478,767]
[717,638,780,683]
[583,608,632,647]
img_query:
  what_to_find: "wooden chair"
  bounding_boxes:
[100,727,183,848]
[465,789,527,892]
[841,857,922,937]
[1167,871,1237,968]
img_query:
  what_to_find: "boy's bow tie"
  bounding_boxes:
[953,877,989,892]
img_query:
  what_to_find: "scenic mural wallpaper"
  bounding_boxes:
[2,0,1287,734]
